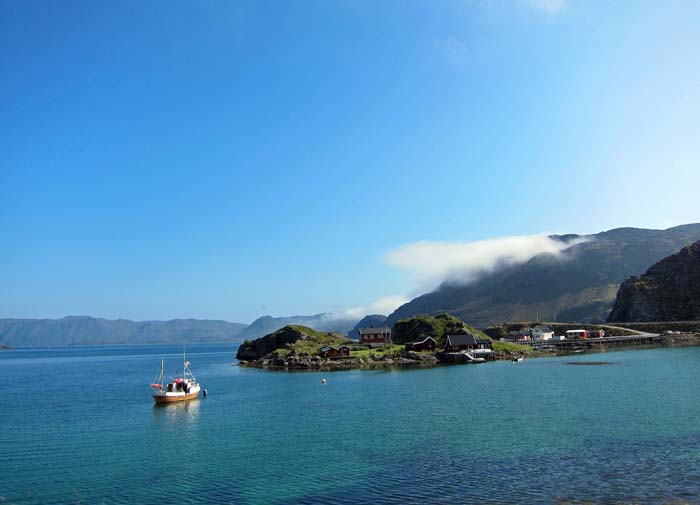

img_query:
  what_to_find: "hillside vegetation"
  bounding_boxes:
[235,325,351,360]
[392,313,489,346]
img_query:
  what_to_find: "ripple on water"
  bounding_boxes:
[564,361,619,366]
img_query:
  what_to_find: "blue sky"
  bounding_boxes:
[2,0,699,323]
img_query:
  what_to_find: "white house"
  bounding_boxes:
[531,325,554,340]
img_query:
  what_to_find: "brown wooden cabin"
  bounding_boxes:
[444,333,479,352]
[405,336,436,352]
[318,345,351,359]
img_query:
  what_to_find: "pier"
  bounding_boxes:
[523,333,665,350]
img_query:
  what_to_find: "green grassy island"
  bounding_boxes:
[234,312,700,371]
[235,313,533,370]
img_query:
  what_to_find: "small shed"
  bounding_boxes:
[319,345,351,359]
[405,336,436,352]
[476,338,493,350]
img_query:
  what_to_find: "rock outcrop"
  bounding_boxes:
[243,352,440,370]
[235,325,348,360]
[608,241,700,322]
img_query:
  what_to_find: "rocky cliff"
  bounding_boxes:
[608,241,700,322]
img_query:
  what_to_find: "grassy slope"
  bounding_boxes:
[350,344,405,359]
[274,325,352,356]
[492,341,531,353]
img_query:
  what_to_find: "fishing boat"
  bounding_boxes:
[150,351,201,404]
[512,356,523,362]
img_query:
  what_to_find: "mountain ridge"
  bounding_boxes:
[0,316,247,347]
[387,224,700,327]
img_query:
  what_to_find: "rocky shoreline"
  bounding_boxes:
[238,350,440,370]
[236,348,537,371]
[237,333,700,371]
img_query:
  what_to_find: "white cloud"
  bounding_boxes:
[386,233,586,291]
[331,233,585,321]
[519,0,566,13]
[369,295,410,315]
[341,295,409,320]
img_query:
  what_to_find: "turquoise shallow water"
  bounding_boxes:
[2,344,700,504]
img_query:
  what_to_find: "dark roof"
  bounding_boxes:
[359,327,391,335]
[320,345,350,352]
[407,336,436,345]
[446,333,478,346]
[476,338,491,345]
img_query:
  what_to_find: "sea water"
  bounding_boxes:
[2,344,700,504]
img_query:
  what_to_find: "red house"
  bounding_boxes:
[358,327,392,347]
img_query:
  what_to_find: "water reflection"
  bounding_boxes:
[152,399,201,427]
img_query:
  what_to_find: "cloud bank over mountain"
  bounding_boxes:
[385,233,587,293]
[342,295,410,320]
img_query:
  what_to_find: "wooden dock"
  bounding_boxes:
[523,334,665,349]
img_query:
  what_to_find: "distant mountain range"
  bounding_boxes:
[0,317,247,347]
[238,314,359,341]
[388,224,700,327]
[0,313,362,348]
